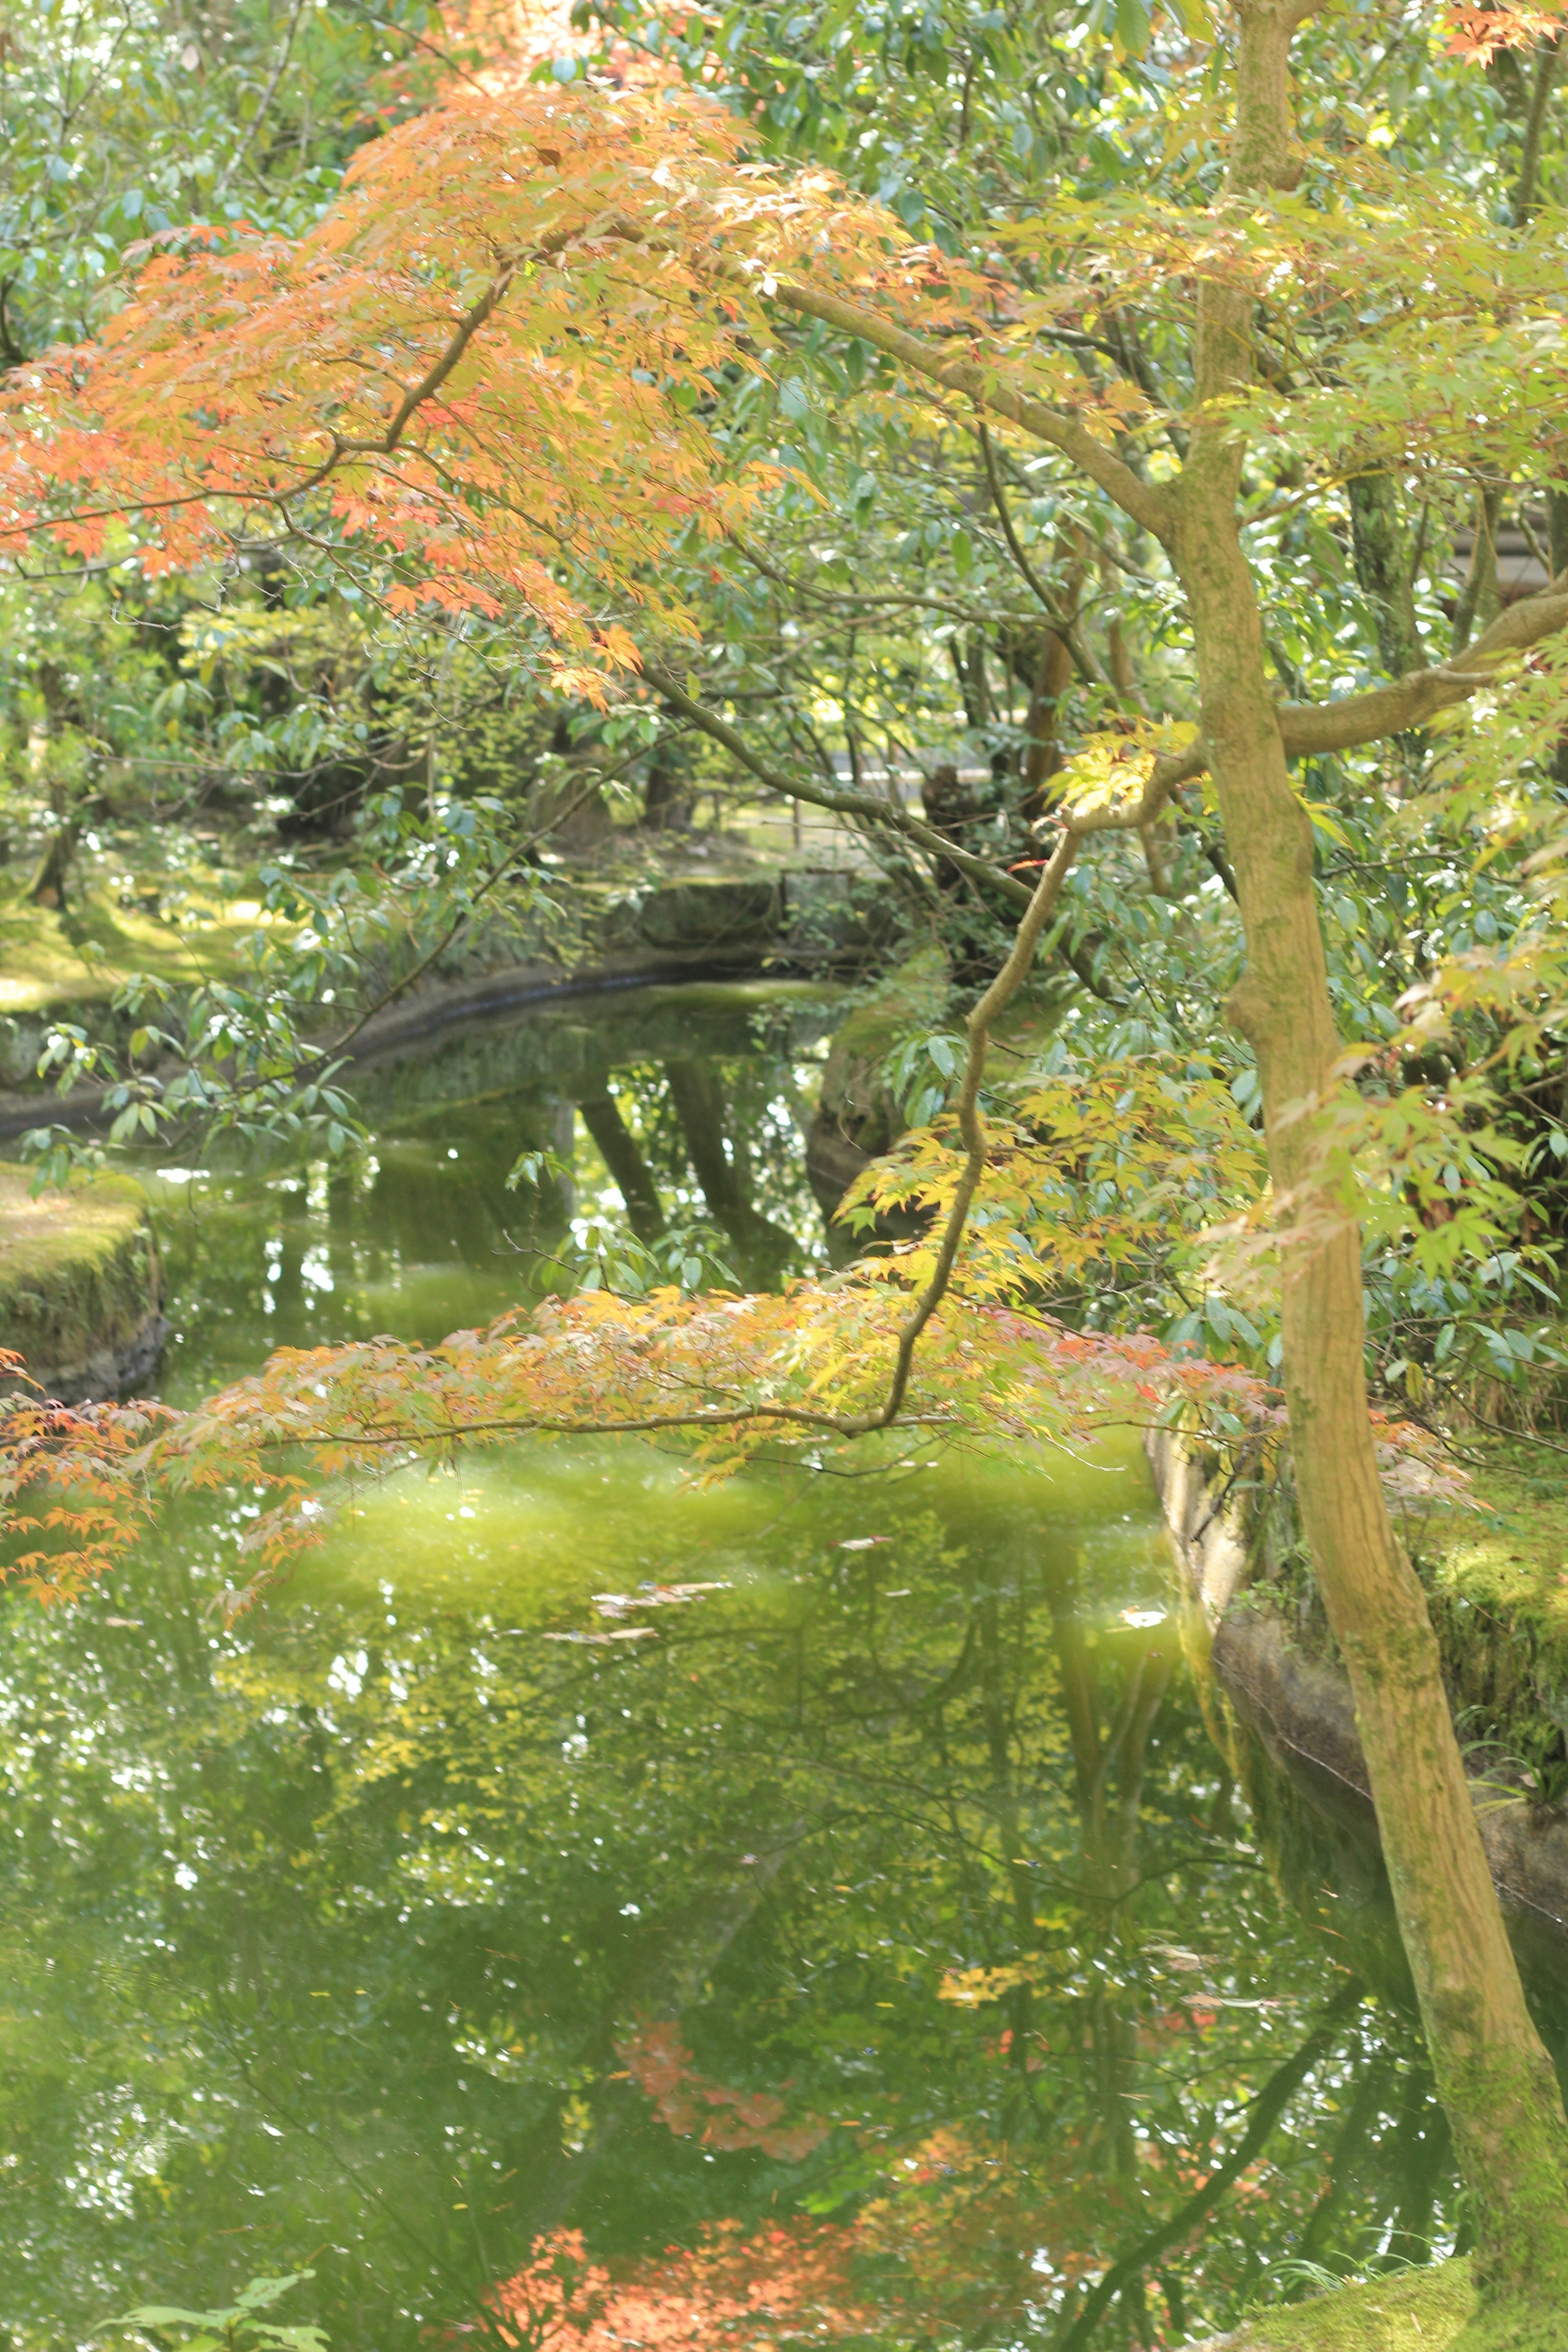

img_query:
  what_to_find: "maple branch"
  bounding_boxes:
[747,271,1176,549]
[1053,1978,1364,2352]
[873,828,1078,1427]
[976,421,1112,696]
[1276,575,1568,756]
[1102,575,1568,792]
[871,748,1192,1430]
[262,1402,957,1446]
[640,660,1037,907]
[330,265,521,463]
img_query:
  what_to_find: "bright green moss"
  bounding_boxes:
[1415,1437,1568,1802]
[0,880,267,1018]
[1242,2259,1477,2351]
[0,1162,162,1390]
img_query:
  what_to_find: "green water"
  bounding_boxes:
[0,984,1552,2350]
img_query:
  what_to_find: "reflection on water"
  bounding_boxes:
[0,984,1508,2349]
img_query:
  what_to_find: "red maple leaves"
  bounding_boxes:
[1443,2,1568,60]
[485,2221,871,2350]
[618,2021,829,2161]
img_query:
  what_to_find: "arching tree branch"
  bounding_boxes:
[756,274,1177,549]
[1277,577,1568,756]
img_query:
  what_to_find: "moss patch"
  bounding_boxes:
[0,881,268,1016]
[0,1162,163,1390]
[1241,2259,1476,2350]
[1412,1438,1568,1803]
[1215,1428,1568,1805]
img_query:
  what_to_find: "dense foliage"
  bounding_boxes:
[8,0,1568,2339]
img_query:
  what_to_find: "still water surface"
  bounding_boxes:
[0,982,1544,2349]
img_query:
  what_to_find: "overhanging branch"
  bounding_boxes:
[751,272,1177,550]
[1278,578,1568,756]
[642,662,1200,889]
[640,660,1036,907]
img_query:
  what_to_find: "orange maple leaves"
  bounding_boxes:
[619,2021,829,2161]
[0,1370,170,1603]
[0,1278,1256,1603]
[1443,0,1568,58]
[487,2221,873,2351]
[0,79,909,695]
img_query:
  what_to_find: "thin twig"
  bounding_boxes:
[215,0,309,199]
[977,422,1114,697]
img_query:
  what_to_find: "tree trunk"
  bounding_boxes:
[1175,4,1568,2314]
[1022,626,1074,814]
[641,742,690,831]
[1452,484,1503,657]
[1347,472,1423,680]
[27,822,75,909]
[578,1090,666,1244]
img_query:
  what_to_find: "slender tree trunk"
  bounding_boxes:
[1175,4,1568,2312]
[1451,484,1503,657]
[1022,624,1073,813]
[1347,472,1422,680]
[27,821,76,909]
[578,1089,665,1244]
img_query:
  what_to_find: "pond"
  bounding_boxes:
[0,980,1558,2351]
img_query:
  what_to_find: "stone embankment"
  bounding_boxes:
[1146,1427,1568,1937]
[0,867,876,1137]
[0,1163,165,1400]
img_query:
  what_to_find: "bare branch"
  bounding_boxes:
[640,660,1037,907]
[976,421,1112,696]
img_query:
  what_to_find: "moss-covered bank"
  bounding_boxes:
[0,865,879,1136]
[1196,2252,1568,2350]
[1149,1423,1568,1933]
[1191,2258,1476,2350]
[0,1163,165,1399]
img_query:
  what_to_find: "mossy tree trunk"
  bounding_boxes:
[27,821,76,909]
[1347,472,1423,682]
[578,1089,666,1245]
[1174,1,1568,2315]
[684,0,1568,2312]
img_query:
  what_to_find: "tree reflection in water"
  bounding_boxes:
[0,994,1482,2351]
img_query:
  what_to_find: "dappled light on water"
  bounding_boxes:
[0,993,1497,2350]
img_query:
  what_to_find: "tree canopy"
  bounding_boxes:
[9,0,1568,2339]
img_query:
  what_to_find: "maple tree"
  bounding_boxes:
[9,0,1568,2339]
[486,2221,874,2351]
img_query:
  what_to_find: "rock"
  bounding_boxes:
[1148,1428,1568,1940]
[805,944,950,1217]
[631,876,783,953]
[0,1017,44,1089]
[0,1164,166,1401]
